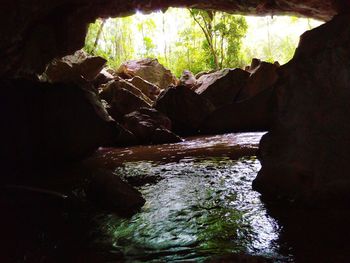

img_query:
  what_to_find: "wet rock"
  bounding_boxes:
[238,61,279,100]
[253,14,350,204]
[179,70,197,89]
[116,58,178,89]
[200,86,275,134]
[123,108,182,145]
[87,169,145,215]
[155,85,215,135]
[99,79,152,121]
[128,76,160,101]
[1,78,119,172]
[195,68,250,108]
[42,50,107,82]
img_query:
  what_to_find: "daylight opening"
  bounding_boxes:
[84,8,323,77]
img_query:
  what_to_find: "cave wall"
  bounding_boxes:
[0,0,338,78]
[253,13,350,204]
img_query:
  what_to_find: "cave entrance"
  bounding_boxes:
[63,8,323,141]
[84,8,323,76]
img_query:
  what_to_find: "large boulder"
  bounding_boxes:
[155,86,215,135]
[42,50,107,82]
[92,68,115,89]
[195,68,250,108]
[123,108,182,145]
[109,78,154,105]
[116,58,178,89]
[128,76,160,101]
[87,169,145,216]
[253,14,350,205]
[238,61,279,100]
[99,80,151,121]
[1,78,119,172]
[200,87,275,134]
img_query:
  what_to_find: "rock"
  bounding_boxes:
[238,61,279,100]
[92,68,115,89]
[87,169,145,215]
[123,108,182,145]
[138,107,172,130]
[42,50,107,82]
[128,76,160,101]
[195,68,250,108]
[179,70,197,89]
[155,86,215,135]
[116,58,178,89]
[1,78,119,172]
[114,123,138,147]
[253,14,350,204]
[195,69,217,79]
[99,81,151,122]
[200,86,275,134]
[246,58,261,73]
[101,78,153,105]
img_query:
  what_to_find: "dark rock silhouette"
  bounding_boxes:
[195,68,250,108]
[200,86,276,134]
[253,14,350,204]
[155,86,215,135]
[123,108,182,145]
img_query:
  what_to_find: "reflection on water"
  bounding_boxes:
[93,132,265,167]
[5,132,350,262]
[90,132,290,262]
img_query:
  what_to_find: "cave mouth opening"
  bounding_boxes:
[44,8,322,143]
[84,8,323,77]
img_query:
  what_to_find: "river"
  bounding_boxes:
[6,132,349,262]
[86,132,291,262]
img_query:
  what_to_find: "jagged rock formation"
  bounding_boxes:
[99,79,152,121]
[117,58,178,90]
[195,68,250,108]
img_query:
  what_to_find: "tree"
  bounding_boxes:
[188,9,248,70]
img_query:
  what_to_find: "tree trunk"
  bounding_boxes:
[189,9,220,70]
[92,19,106,54]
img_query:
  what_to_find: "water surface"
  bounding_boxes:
[89,132,290,262]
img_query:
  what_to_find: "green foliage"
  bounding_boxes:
[84,9,321,76]
[84,9,248,75]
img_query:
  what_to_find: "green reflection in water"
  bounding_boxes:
[94,157,282,262]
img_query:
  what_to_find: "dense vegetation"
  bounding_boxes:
[84,8,321,77]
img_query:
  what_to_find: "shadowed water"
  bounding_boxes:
[90,132,291,262]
